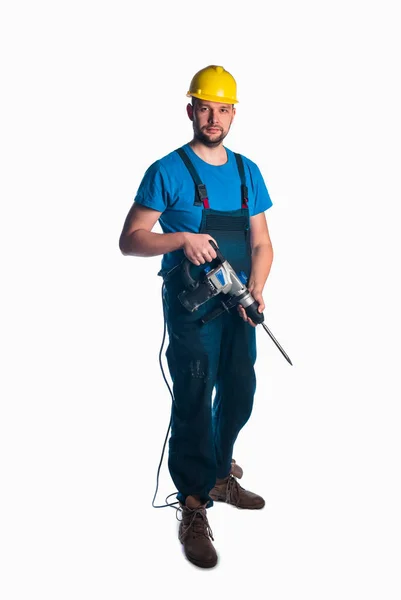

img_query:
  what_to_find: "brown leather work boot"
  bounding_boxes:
[209,474,265,509]
[230,459,243,479]
[178,499,218,568]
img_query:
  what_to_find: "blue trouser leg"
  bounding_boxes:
[212,310,257,479]
[163,280,223,505]
[163,280,257,505]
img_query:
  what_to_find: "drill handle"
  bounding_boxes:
[244,300,265,325]
[181,259,199,290]
[181,240,225,291]
[209,239,225,263]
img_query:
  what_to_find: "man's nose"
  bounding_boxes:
[208,110,219,123]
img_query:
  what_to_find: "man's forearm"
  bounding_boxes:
[119,229,185,257]
[249,243,274,291]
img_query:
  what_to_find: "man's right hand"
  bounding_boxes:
[182,233,218,266]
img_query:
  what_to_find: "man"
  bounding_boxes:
[119,65,274,568]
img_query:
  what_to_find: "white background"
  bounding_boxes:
[1,0,401,598]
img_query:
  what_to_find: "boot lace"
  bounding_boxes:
[177,506,214,542]
[226,475,245,506]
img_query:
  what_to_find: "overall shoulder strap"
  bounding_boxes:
[234,153,249,209]
[175,147,210,208]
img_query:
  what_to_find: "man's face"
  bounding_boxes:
[187,99,236,147]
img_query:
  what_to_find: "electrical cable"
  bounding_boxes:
[151,281,179,509]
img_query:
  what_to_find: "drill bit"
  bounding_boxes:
[261,322,293,365]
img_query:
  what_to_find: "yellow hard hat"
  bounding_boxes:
[186,65,239,104]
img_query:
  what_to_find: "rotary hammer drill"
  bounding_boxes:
[178,240,292,365]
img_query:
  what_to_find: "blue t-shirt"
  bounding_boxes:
[134,143,273,271]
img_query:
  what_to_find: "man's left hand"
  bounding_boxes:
[237,287,265,327]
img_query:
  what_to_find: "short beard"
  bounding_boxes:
[194,127,228,148]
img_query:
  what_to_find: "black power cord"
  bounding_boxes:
[151,282,179,509]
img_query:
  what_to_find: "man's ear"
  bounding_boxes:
[186,103,194,121]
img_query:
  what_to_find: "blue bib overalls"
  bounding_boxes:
[162,147,257,506]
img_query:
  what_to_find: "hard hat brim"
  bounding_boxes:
[186,91,239,104]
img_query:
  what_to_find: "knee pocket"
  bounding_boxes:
[166,345,211,381]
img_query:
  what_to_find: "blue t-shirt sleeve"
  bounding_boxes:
[246,160,273,216]
[134,160,168,213]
